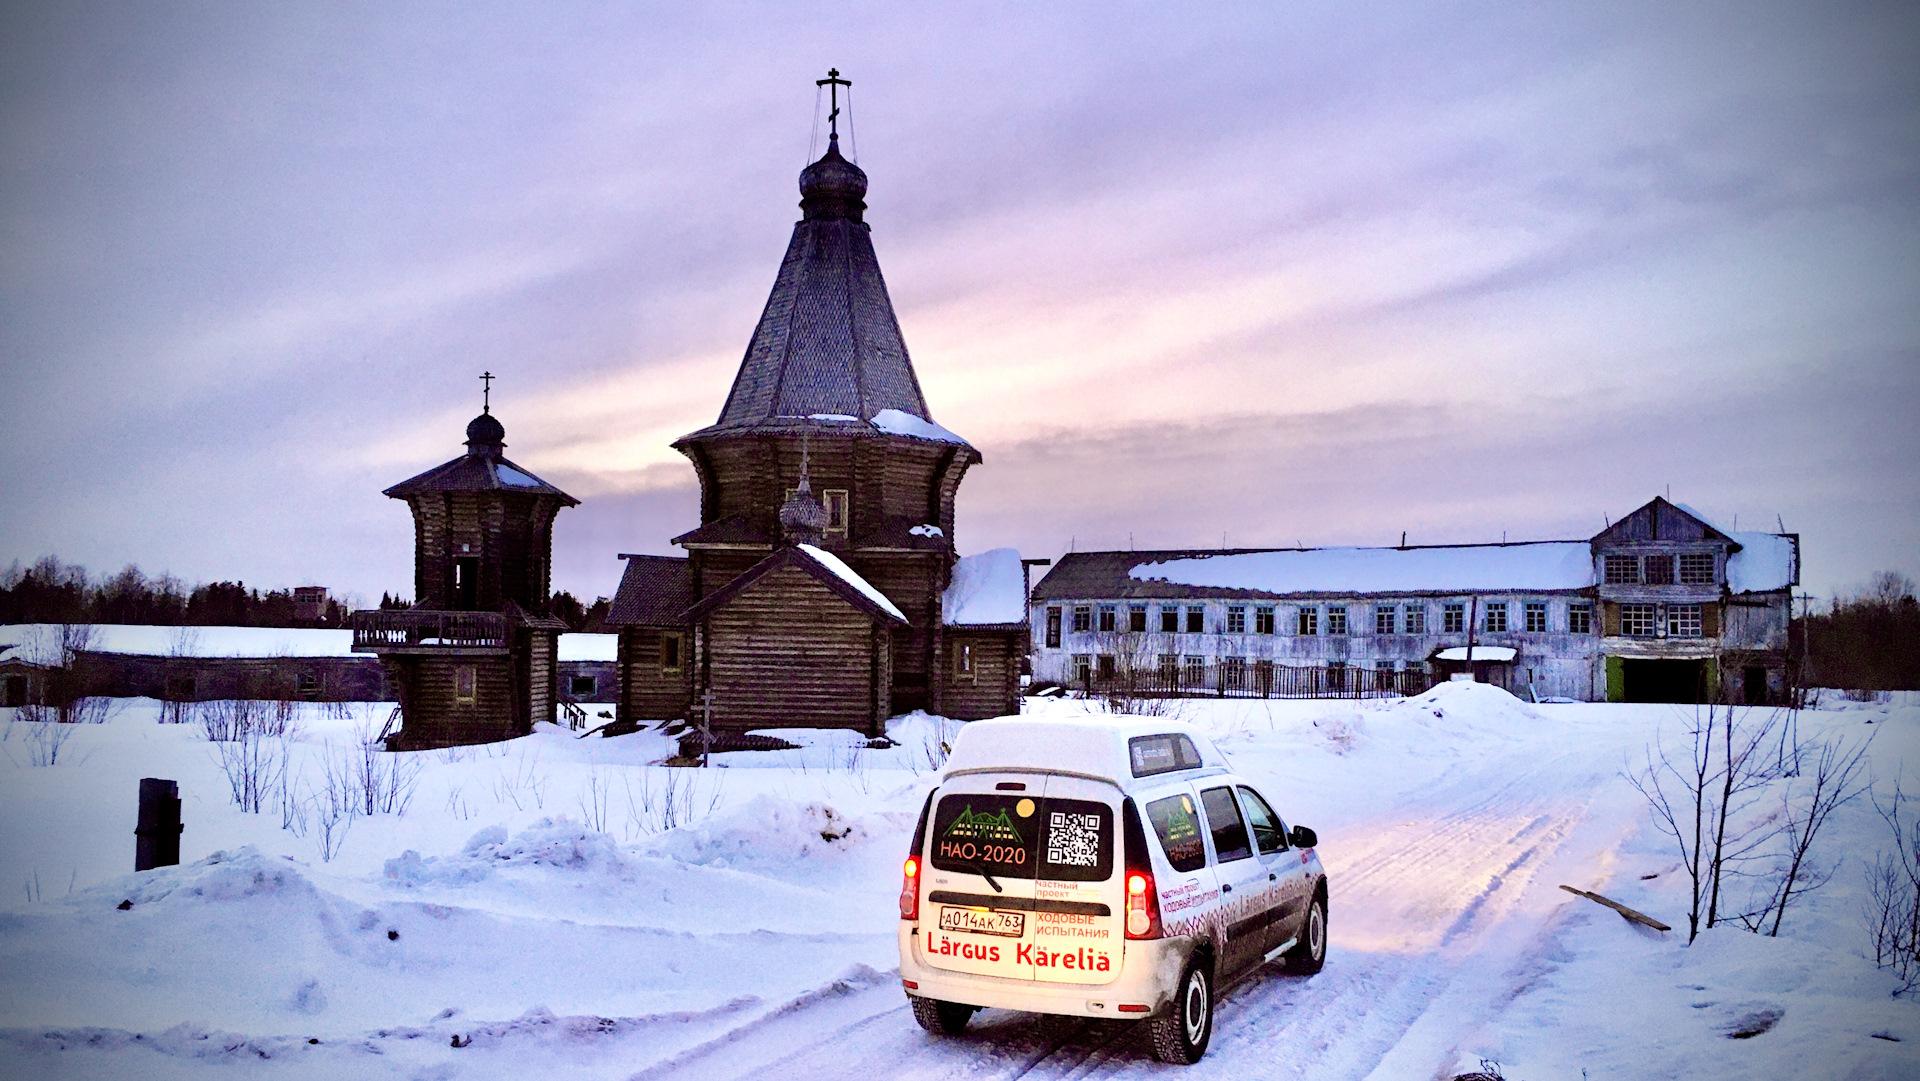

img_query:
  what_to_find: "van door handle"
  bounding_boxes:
[1221,883,1232,893]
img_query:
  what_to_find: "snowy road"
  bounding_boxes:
[629,742,1637,1081]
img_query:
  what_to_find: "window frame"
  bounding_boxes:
[454,665,477,704]
[1326,605,1348,636]
[1254,605,1275,635]
[1098,604,1117,633]
[661,632,684,674]
[1160,606,1180,633]
[1405,604,1427,634]
[1484,602,1508,633]
[1226,605,1246,634]
[1128,604,1148,633]
[1375,604,1397,636]
[1199,785,1254,864]
[1045,607,1062,649]
[822,488,850,539]
[1524,601,1547,633]
[1679,552,1715,585]
[1620,603,1658,637]
[1604,554,1639,585]
[1568,602,1593,635]
[1443,602,1465,634]
[569,674,597,697]
[953,640,977,679]
[1297,606,1319,635]
[1668,603,1703,639]
[1072,605,1091,633]
[1186,606,1206,634]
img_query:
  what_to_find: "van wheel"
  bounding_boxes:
[1148,957,1213,1064]
[1285,892,1327,975]
[909,996,975,1036]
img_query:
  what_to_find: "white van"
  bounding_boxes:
[897,715,1327,1064]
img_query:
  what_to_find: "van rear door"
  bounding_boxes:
[1026,775,1122,984]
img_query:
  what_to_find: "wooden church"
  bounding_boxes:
[609,110,1028,734]
[351,401,578,749]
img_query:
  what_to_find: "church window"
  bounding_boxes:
[1405,604,1427,634]
[1072,606,1091,633]
[1568,602,1593,634]
[661,633,684,673]
[455,666,477,704]
[1525,602,1548,632]
[823,490,849,539]
[1643,554,1674,585]
[454,555,481,610]
[1484,603,1508,633]
[1098,605,1117,633]
[1255,606,1275,634]
[1375,605,1397,635]
[1129,604,1147,633]
[1297,607,1319,636]
[1186,606,1205,633]
[1226,606,1246,634]
[1161,606,1179,633]
[1326,606,1348,635]
[1045,608,1062,649]
[953,641,976,680]
[1443,603,1465,633]
[1679,553,1715,584]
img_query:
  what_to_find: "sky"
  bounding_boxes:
[1,0,1915,608]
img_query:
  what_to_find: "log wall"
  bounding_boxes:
[618,629,694,720]
[701,563,884,731]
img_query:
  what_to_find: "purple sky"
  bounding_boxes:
[2,1,1915,607]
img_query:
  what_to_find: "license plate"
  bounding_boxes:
[938,905,1025,938]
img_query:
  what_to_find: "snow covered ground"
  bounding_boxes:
[1,689,1916,1079]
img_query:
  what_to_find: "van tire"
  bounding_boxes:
[1148,957,1213,1064]
[909,996,975,1036]
[1284,891,1327,975]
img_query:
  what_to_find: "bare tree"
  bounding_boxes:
[1867,781,1920,993]
[1735,733,1871,936]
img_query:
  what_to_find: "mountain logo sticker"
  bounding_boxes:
[943,806,1024,844]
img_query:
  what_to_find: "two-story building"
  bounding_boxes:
[1028,498,1797,704]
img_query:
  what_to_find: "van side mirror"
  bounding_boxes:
[1288,825,1317,850]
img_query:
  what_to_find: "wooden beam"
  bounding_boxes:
[1558,884,1671,931]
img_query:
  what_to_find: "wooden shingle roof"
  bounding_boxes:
[606,555,694,627]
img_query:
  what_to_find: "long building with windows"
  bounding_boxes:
[1027,498,1799,704]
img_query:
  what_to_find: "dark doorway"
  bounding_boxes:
[1743,666,1768,706]
[454,556,481,610]
[2,675,26,707]
[1623,659,1706,703]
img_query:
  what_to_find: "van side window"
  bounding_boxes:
[1237,786,1287,854]
[1144,792,1208,872]
[1128,733,1203,778]
[1200,787,1253,863]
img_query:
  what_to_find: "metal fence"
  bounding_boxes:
[1067,660,1433,700]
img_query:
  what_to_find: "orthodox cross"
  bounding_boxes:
[816,68,851,138]
[694,690,717,766]
[479,371,494,413]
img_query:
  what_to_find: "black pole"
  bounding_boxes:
[135,778,182,872]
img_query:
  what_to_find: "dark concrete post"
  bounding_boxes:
[135,778,182,872]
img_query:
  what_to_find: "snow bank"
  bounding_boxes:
[1129,541,1595,594]
[640,796,885,870]
[942,548,1026,625]
[0,623,356,658]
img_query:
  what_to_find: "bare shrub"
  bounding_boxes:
[212,728,288,814]
[1867,781,1920,993]
[621,767,725,838]
[350,722,420,816]
[13,711,79,766]
[1734,733,1870,935]
[577,766,612,833]
[491,752,548,812]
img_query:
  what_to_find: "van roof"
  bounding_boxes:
[941,715,1230,791]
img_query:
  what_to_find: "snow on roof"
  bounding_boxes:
[496,464,545,488]
[558,633,617,662]
[1436,645,1518,662]
[1130,542,1595,595]
[1727,533,1797,593]
[797,544,906,621]
[943,548,1027,626]
[1672,502,1730,534]
[0,624,357,658]
[870,408,968,446]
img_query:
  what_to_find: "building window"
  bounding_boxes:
[1326,662,1346,691]
[1525,602,1547,633]
[166,675,196,701]
[1620,603,1657,637]
[1073,654,1092,685]
[455,665,477,704]
[1405,604,1427,634]
[823,489,850,539]
[1484,602,1508,633]
[1297,606,1319,635]
[1226,605,1246,634]
[1045,607,1062,649]
[1568,602,1593,634]
[954,641,976,679]
[1669,604,1703,638]
[1604,555,1638,584]
[1098,605,1117,633]
[295,673,321,700]
[1255,606,1275,635]
[1186,606,1205,634]
[1158,653,1179,681]
[1072,605,1091,633]
[1375,605,1397,635]
[1220,657,1244,691]
[1129,604,1147,633]
[1679,552,1715,584]
[1097,654,1117,681]
[1183,655,1206,686]
[1643,554,1674,585]
[570,674,596,696]
[1443,602,1465,633]
[1,675,25,708]
[1160,606,1179,633]
[1327,605,1348,635]
[661,633,684,673]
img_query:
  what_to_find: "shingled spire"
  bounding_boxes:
[678,129,937,442]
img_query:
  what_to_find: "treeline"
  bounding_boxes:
[1,557,349,628]
[1802,571,1920,691]
[2,556,612,633]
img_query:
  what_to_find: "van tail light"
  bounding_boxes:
[901,790,934,922]
[1121,799,1163,940]
[900,857,921,920]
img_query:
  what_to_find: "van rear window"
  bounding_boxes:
[931,794,1114,882]
[1145,792,1208,872]
[1129,734,1203,777]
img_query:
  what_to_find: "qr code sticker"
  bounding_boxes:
[1046,811,1101,867]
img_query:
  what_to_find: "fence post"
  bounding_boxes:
[135,778,182,872]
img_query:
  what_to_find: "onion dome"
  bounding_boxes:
[465,411,506,456]
[779,463,829,544]
[798,133,868,222]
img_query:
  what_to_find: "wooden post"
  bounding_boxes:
[694,690,716,766]
[135,778,182,872]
